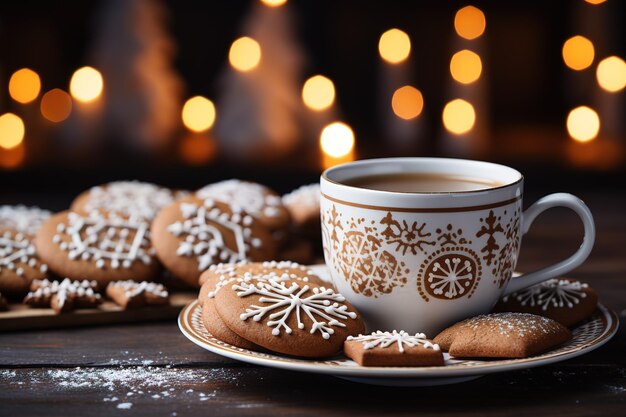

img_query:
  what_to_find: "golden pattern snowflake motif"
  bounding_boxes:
[380,212,434,255]
[502,279,588,311]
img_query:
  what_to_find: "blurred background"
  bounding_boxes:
[0,0,624,208]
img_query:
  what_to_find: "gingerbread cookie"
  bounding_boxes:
[24,278,101,314]
[434,312,571,358]
[106,280,169,309]
[0,205,51,235]
[282,184,320,231]
[71,181,184,220]
[196,180,290,231]
[344,330,444,367]
[495,279,598,326]
[35,211,159,285]
[0,230,49,297]
[198,262,324,349]
[151,196,276,288]
[215,279,364,357]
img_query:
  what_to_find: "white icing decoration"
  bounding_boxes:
[26,278,101,305]
[167,199,261,271]
[0,231,47,276]
[234,280,357,339]
[282,184,320,207]
[82,181,178,219]
[502,279,589,311]
[196,180,282,219]
[108,280,169,299]
[346,330,440,353]
[54,212,153,269]
[0,205,51,235]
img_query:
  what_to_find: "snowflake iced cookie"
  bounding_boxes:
[24,278,102,314]
[197,262,326,350]
[151,196,276,288]
[434,312,571,358]
[494,279,598,327]
[0,230,49,297]
[106,280,169,309]
[71,181,185,220]
[35,211,159,285]
[344,330,444,367]
[196,180,290,231]
[215,279,365,357]
[0,205,51,235]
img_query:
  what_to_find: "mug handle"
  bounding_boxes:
[503,193,595,295]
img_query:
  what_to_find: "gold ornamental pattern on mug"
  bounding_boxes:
[322,203,521,301]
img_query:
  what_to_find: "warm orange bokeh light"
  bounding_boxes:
[442,99,476,135]
[320,122,355,158]
[9,68,41,104]
[229,37,262,72]
[454,6,486,40]
[179,134,217,165]
[0,113,25,150]
[391,86,424,120]
[596,56,626,93]
[0,142,26,169]
[378,29,411,64]
[260,0,287,6]
[41,89,73,123]
[584,0,607,4]
[450,49,482,84]
[182,96,216,132]
[302,75,335,111]
[567,106,600,143]
[562,36,595,71]
[69,66,104,103]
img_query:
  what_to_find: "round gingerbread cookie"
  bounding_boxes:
[198,260,325,287]
[196,180,290,231]
[282,184,320,230]
[215,278,364,357]
[0,230,49,297]
[71,181,186,220]
[151,196,276,288]
[495,279,598,327]
[0,205,51,235]
[35,211,159,285]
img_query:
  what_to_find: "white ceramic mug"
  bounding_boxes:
[320,158,595,335]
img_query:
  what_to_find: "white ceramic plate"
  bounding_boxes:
[179,298,618,386]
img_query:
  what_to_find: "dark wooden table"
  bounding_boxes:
[1,189,625,416]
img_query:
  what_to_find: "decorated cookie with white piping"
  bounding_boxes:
[196,180,290,231]
[434,312,571,358]
[24,278,101,314]
[151,196,276,288]
[71,181,186,220]
[214,278,364,357]
[0,205,51,235]
[344,330,444,367]
[494,279,598,327]
[0,230,49,297]
[35,211,159,285]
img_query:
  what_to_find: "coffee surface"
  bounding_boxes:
[343,173,505,192]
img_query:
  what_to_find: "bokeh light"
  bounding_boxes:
[260,0,287,6]
[179,134,217,165]
[0,142,26,169]
[562,36,595,71]
[454,6,486,40]
[69,66,104,103]
[40,89,72,122]
[0,113,25,150]
[442,99,476,135]
[567,106,600,142]
[378,29,411,64]
[450,50,482,84]
[320,122,355,158]
[596,56,626,93]
[182,96,216,132]
[8,68,41,104]
[391,86,424,120]
[229,37,262,72]
[584,0,607,4]
[302,75,335,111]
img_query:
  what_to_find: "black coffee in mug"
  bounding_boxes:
[343,173,505,193]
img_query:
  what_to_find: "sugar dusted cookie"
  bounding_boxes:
[106,280,169,309]
[215,279,364,357]
[24,278,101,314]
[434,312,571,358]
[282,184,320,230]
[344,330,444,367]
[197,180,290,231]
[495,279,598,326]
[151,196,276,288]
[0,230,49,297]
[71,181,183,220]
[0,205,51,235]
[35,211,159,285]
